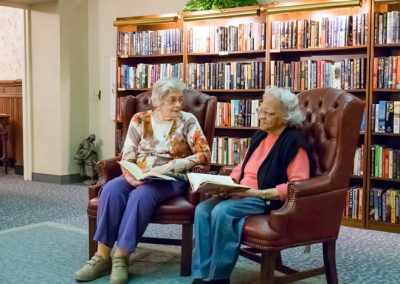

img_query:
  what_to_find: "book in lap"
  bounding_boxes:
[118,160,177,181]
[187,173,251,194]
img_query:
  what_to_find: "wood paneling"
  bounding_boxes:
[0,79,23,167]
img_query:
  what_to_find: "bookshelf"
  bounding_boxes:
[113,14,184,153]
[266,0,371,229]
[367,0,400,233]
[112,0,400,234]
[182,6,267,171]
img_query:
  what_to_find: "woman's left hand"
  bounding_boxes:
[229,188,260,199]
[151,162,174,175]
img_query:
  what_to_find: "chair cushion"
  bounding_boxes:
[87,196,195,223]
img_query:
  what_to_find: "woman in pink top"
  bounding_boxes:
[192,87,313,284]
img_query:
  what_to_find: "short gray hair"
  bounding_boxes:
[151,77,186,108]
[263,86,305,127]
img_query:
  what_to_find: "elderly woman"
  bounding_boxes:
[192,87,313,284]
[75,77,211,284]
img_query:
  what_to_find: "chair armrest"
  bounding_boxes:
[289,175,335,197]
[267,175,346,240]
[185,164,210,205]
[219,166,233,176]
[88,156,122,199]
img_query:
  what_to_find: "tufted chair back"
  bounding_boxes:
[298,88,363,187]
[238,88,365,284]
[120,89,217,149]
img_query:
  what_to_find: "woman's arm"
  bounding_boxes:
[267,148,310,201]
[230,148,310,200]
[120,116,142,186]
[171,115,211,173]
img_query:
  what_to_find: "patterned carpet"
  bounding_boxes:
[0,172,399,284]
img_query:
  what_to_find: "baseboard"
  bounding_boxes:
[32,173,83,184]
[14,164,24,175]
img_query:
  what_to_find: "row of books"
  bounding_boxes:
[369,188,400,223]
[216,100,260,128]
[371,101,400,134]
[370,145,400,180]
[353,145,364,176]
[270,58,367,91]
[118,64,183,89]
[373,56,400,90]
[117,29,184,56]
[186,61,265,90]
[344,187,363,220]
[211,137,250,165]
[271,14,369,50]
[187,23,266,53]
[374,11,400,44]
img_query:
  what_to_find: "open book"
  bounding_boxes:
[187,173,251,194]
[118,160,177,181]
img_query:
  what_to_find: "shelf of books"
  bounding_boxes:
[114,14,184,154]
[367,0,400,233]
[182,6,267,173]
[266,0,370,229]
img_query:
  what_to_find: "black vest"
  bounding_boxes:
[239,126,312,189]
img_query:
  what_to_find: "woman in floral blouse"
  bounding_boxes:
[75,77,211,284]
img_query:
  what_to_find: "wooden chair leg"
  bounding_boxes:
[88,216,97,259]
[260,250,277,284]
[180,224,193,276]
[323,240,338,284]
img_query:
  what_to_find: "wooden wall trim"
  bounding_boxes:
[0,79,23,167]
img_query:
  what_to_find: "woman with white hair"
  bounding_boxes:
[192,87,314,284]
[75,77,211,284]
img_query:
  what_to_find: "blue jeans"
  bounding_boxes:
[192,196,283,280]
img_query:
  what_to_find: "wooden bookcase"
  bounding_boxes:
[182,6,267,172]
[113,0,400,234]
[113,14,184,153]
[367,0,400,233]
[267,0,371,229]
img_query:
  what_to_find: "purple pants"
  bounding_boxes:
[94,175,188,252]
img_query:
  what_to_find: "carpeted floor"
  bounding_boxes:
[0,172,399,284]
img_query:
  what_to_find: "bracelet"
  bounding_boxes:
[259,190,268,200]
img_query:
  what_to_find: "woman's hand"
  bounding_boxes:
[229,188,260,199]
[150,161,174,175]
[229,188,280,200]
[131,180,145,187]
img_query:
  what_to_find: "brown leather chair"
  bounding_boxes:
[220,88,364,284]
[87,89,217,276]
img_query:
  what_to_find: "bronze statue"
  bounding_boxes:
[74,134,97,184]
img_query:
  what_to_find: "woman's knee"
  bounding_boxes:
[210,200,234,222]
[100,176,131,200]
[195,200,215,220]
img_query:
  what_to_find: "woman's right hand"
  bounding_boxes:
[131,180,145,187]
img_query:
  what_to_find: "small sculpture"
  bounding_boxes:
[74,134,97,184]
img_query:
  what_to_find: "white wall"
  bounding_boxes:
[0,6,24,80]
[30,0,88,176]
[30,2,63,174]
[88,0,188,161]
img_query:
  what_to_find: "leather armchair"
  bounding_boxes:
[221,88,364,284]
[87,89,217,276]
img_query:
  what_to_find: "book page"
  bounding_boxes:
[118,160,176,181]
[187,173,251,194]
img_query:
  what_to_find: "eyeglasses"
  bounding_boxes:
[256,108,277,118]
[165,97,184,106]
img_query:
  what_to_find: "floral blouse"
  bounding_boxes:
[121,110,211,184]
